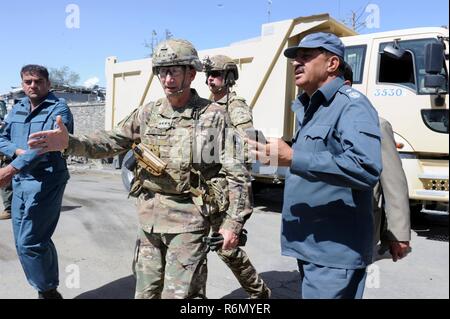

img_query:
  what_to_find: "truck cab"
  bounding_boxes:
[341,28,449,214]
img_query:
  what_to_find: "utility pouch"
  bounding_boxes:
[207,177,230,213]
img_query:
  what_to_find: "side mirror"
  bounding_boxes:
[424,74,446,88]
[383,41,406,59]
[425,42,444,74]
[424,43,446,90]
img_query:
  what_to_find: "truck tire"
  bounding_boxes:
[121,150,135,192]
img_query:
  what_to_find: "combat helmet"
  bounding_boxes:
[203,55,239,86]
[152,39,203,73]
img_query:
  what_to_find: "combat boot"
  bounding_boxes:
[0,210,11,220]
[38,288,63,299]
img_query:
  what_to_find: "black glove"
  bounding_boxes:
[238,229,248,247]
[203,229,248,252]
[203,232,224,252]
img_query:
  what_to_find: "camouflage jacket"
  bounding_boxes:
[67,89,252,234]
[216,91,254,165]
[216,91,253,132]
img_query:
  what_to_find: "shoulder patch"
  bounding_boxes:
[339,86,363,100]
[349,92,361,99]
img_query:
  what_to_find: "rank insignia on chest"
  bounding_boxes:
[157,119,174,130]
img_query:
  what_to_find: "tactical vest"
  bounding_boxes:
[135,97,207,195]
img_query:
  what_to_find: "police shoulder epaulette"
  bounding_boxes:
[340,86,362,100]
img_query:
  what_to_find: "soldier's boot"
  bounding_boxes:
[0,210,11,220]
[38,288,63,299]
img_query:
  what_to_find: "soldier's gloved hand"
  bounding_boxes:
[203,232,224,252]
[238,229,248,247]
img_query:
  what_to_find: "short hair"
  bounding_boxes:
[20,65,49,81]
[343,62,354,84]
[320,49,346,76]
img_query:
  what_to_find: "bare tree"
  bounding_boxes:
[342,3,370,32]
[144,29,173,57]
[49,66,80,87]
[165,29,173,40]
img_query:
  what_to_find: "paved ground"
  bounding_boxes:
[0,168,448,299]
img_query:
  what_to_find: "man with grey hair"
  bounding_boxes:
[251,32,382,298]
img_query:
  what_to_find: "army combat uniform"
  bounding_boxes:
[212,91,271,299]
[64,89,252,298]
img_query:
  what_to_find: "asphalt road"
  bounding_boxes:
[0,168,448,299]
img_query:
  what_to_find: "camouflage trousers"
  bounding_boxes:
[134,228,209,299]
[210,214,271,299]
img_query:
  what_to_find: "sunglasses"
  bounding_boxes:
[206,70,223,78]
[157,66,186,78]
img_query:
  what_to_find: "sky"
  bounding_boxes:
[0,0,448,94]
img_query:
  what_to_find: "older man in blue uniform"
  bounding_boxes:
[0,65,73,299]
[252,33,382,298]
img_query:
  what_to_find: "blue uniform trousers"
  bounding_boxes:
[12,178,66,292]
[297,260,367,299]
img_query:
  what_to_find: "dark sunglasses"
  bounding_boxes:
[206,71,223,78]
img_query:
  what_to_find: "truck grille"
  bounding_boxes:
[421,178,449,192]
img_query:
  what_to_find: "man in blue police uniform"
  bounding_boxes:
[251,32,382,298]
[0,65,74,299]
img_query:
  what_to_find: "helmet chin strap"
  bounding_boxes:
[215,85,226,93]
[211,84,229,101]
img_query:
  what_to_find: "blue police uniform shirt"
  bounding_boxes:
[281,77,382,269]
[0,93,74,181]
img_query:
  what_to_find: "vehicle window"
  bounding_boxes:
[379,39,448,94]
[344,45,367,84]
[421,109,449,134]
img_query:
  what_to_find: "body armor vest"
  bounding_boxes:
[136,98,209,195]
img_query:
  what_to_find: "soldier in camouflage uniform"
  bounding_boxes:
[204,55,271,299]
[28,39,253,299]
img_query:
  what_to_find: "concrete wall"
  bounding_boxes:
[69,102,105,136]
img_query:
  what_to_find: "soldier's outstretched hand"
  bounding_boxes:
[28,115,69,154]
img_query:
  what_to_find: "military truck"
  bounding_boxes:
[105,14,449,215]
